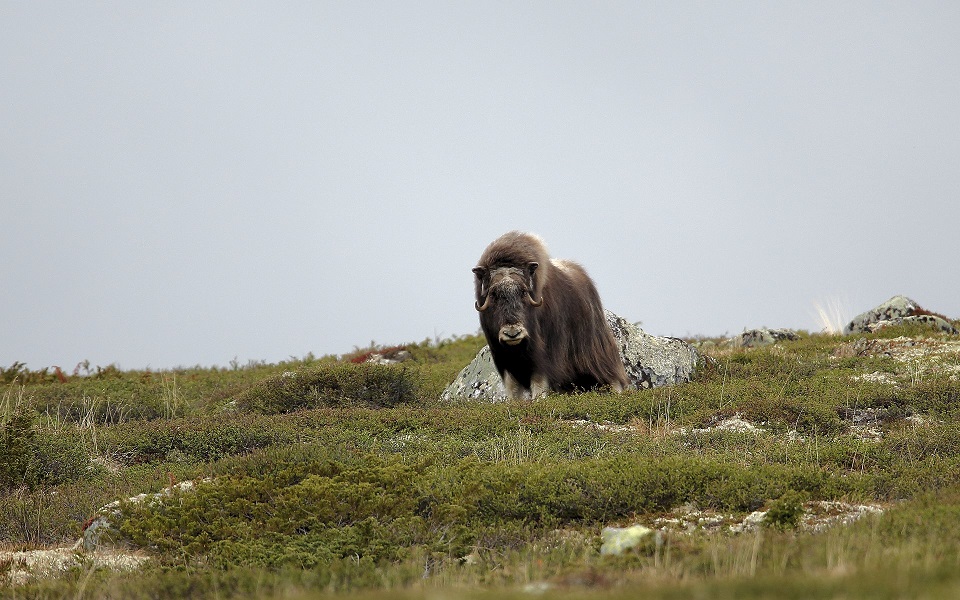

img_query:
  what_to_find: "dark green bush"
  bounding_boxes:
[0,408,90,490]
[113,448,871,571]
[764,490,807,530]
[906,379,960,416]
[235,364,422,413]
[0,406,36,490]
[115,456,473,567]
[101,412,299,464]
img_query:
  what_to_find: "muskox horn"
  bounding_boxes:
[475,295,492,312]
[472,266,490,311]
[527,293,543,307]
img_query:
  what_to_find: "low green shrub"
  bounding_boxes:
[113,448,873,572]
[764,490,807,530]
[0,407,91,490]
[115,456,474,568]
[100,412,300,464]
[234,364,423,413]
[0,405,35,490]
[906,379,960,416]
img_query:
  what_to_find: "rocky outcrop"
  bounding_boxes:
[733,328,800,348]
[844,295,957,335]
[441,310,700,401]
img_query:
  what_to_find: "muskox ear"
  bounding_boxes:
[472,266,486,280]
[526,262,543,307]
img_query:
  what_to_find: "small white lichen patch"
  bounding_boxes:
[905,413,939,426]
[650,501,884,536]
[728,510,769,533]
[801,501,885,532]
[96,478,208,514]
[652,504,737,532]
[851,371,899,386]
[849,425,885,442]
[563,419,639,434]
[700,415,764,433]
[679,414,765,435]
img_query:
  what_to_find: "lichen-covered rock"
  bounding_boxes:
[734,328,800,348]
[606,311,700,389]
[844,295,957,335]
[441,310,700,401]
[440,345,507,401]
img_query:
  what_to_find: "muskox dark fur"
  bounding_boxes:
[473,231,629,399]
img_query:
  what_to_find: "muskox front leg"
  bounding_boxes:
[530,372,550,399]
[503,371,526,400]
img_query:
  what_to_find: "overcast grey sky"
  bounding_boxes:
[2,2,959,370]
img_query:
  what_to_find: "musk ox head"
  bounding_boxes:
[473,262,542,345]
[473,232,549,348]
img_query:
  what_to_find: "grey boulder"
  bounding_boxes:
[844,295,957,335]
[441,310,700,401]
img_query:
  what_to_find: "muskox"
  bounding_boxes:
[473,231,629,399]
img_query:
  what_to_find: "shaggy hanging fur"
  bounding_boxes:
[473,231,628,399]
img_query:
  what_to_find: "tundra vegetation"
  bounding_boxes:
[3,320,960,599]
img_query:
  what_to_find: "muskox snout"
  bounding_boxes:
[499,324,528,346]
